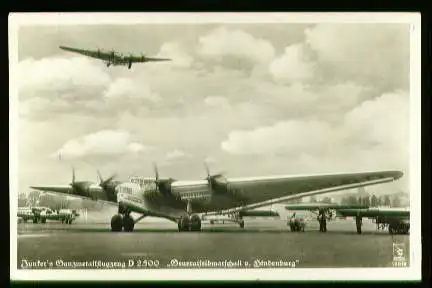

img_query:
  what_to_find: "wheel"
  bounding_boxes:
[111,214,123,232]
[178,216,190,232]
[239,220,245,229]
[190,215,201,231]
[123,215,135,232]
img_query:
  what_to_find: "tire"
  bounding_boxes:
[190,215,201,231]
[111,214,123,232]
[123,215,134,232]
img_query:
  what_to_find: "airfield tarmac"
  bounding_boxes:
[16,218,410,269]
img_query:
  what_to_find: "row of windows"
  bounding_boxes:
[180,192,211,200]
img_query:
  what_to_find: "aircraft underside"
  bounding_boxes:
[105,60,132,69]
[109,201,245,232]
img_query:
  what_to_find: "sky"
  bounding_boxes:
[16,22,411,196]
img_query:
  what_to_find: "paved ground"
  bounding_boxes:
[16,218,409,269]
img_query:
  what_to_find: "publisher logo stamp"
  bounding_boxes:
[392,243,407,267]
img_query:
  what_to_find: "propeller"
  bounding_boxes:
[153,163,161,191]
[152,163,176,197]
[97,170,117,188]
[204,163,224,193]
[68,166,76,193]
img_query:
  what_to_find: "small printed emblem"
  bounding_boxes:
[392,243,407,267]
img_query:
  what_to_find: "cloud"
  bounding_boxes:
[104,77,161,102]
[269,44,316,83]
[204,96,231,109]
[52,130,151,159]
[197,27,276,65]
[156,42,193,68]
[305,24,410,90]
[221,120,336,156]
[165,149,191,161]
[19,56,111,101]
[17,24,410,194]
[221,90,409,171]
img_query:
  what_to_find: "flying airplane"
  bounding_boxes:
[285,203,410,234]
[17,206,80,224]
[30,165,403,233]
[59,46,171,69]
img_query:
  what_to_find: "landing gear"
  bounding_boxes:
[110,205,138,232]
[123,214,135,232]
[111,214,123,232]
[178,214,202,232]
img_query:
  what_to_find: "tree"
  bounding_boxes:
[363,196,370,207]
[392,196,401,207]
[18,193,28,207]
[371,195,378,207]
[348,195,358,205]
[341,197,349,205]
[384,195,391,207]
[27,190,41,206]
[377,196,383,206]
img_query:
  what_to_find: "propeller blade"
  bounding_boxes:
[71,166,76,186]
[105,173,117,184]
[204,163,210,178]
[153,163,159,182]
[97,170,104,183]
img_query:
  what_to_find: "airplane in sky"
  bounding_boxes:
[59,46,171,69]
[285,203,410,234]
[17,206,80,224]
[30,164,403,233]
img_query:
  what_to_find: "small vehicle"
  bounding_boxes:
[288,216,305,232]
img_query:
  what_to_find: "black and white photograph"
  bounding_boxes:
[9,13,421,281]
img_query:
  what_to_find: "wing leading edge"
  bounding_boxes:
[202,170,403,216]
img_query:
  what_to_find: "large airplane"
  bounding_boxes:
[30,165,403,233]
[17,206,80,224]
[59,46,171,69]
[285,203,410,234]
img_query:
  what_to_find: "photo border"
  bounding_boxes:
[9,12,422,281]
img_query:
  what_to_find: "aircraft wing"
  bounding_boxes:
[127,55,171,63]
[202,170,403,216]
[30,185,73,194]
[59,46,113,61]
[285,203,369,211]
[336,208,410,218]
[29,185,116,206]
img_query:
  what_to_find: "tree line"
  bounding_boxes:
[308,194,403,207]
